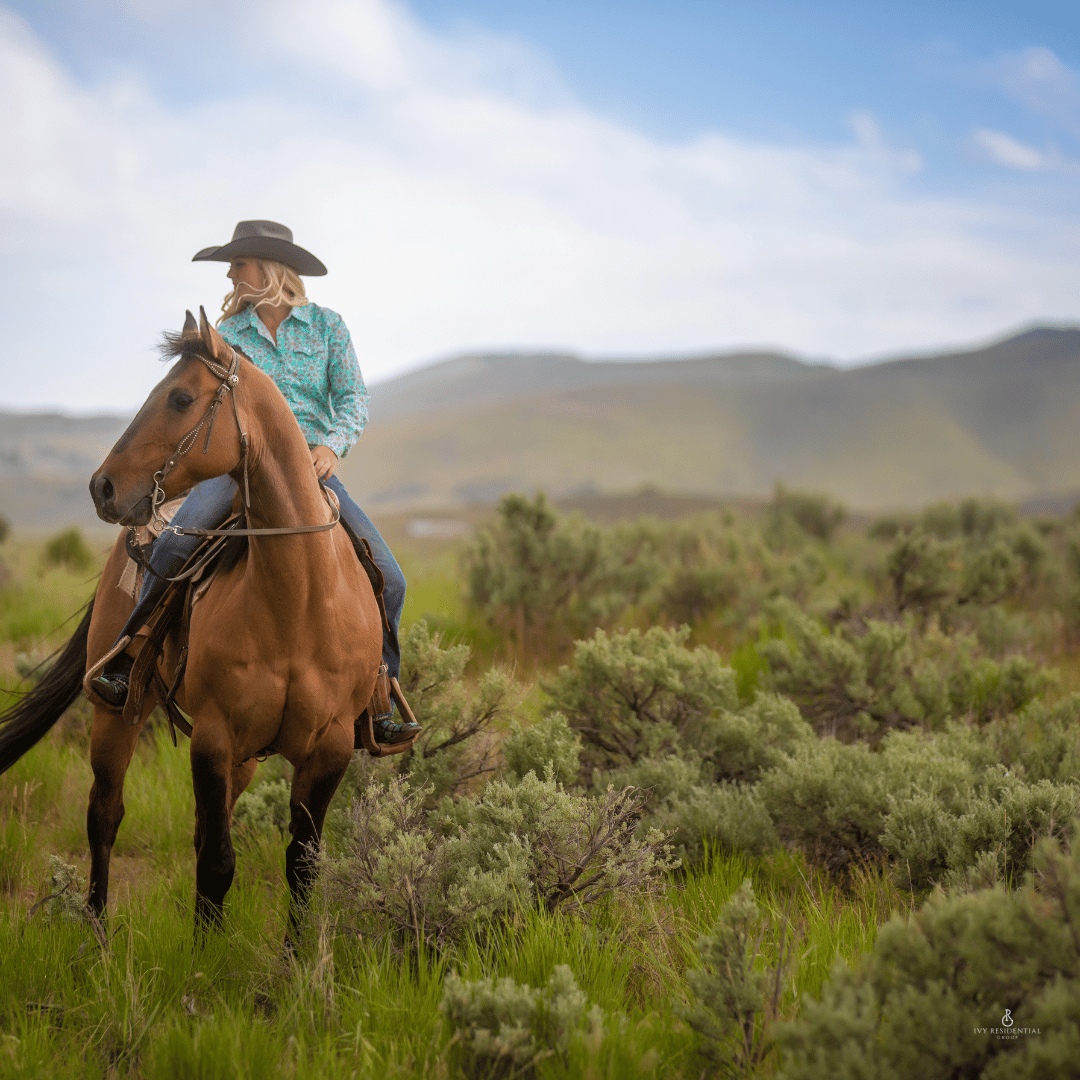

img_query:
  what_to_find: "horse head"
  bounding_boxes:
[90,309,247,526]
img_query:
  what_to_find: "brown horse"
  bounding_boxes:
[0,309,381,935]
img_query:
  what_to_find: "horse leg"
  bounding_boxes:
[189,719,237,932]
[86,704,144,918]
[284,723,353,943]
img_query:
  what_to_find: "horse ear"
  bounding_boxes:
[198,305,233,364]
[181,310,199,341]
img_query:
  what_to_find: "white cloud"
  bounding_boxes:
[0,0,1079,414]
[971,128,1046,171]
[1001,45,1080,137]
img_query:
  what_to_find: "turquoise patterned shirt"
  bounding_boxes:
[220,302,368,459]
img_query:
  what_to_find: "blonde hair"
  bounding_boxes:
[218,259,308,324]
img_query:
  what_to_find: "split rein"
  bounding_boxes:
[127,344,340,582]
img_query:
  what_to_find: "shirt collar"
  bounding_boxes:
[235,302,313,342]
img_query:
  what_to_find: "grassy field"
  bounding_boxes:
[1,492,1076,1078]
[0,722,898,1079]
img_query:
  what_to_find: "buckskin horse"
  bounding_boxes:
[0,309,383,936]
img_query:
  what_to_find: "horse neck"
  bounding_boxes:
[237,400,336,582]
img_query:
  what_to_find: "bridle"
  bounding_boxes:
[136,343,340,547]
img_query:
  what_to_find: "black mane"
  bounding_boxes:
[158,331,249,365]
[158,330,205,363]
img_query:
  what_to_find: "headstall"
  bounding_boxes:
[132,343,340,560]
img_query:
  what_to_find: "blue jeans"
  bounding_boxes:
[114,472,406,680]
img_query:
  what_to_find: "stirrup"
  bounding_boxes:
[355,670,421,757]
[89,673,130,709]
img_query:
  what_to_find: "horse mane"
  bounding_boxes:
[158,331,250,365]
[158,330,205,363]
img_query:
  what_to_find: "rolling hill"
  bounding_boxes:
[3,325,1079,529]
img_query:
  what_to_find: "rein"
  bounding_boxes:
[129,343,340,567]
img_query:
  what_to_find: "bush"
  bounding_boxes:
[322,773,675,952]
[441,772,677,915]
[441,965,603,1077]
[0,515,9,545]
[684,879,794,1077]
[322,776,529,953]
[502,712,581,786]
[758,740,892,871]
[696,693,814,784]
[768,485,846,544]
[776,831,1080,1079]
[651,783,778,864]
[761,601,1053,738]
[886,526,957,616]
[760,601,928,737]
[35,855,88,924]
[394,620,519,802]
[42,527,94,572]
[465,493,603,654]
[233,778,291,835]
[544,626,737,774]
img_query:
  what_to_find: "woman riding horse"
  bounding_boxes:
[91,220,417,747]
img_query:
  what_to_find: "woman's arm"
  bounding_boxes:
[323,312,369,459]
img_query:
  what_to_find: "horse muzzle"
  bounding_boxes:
[89,470,152,526]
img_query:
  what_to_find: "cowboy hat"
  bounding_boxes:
[192,220,328,276]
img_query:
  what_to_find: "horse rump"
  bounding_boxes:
[0,598,94,773]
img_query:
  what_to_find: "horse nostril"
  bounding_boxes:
[91,473,115,507]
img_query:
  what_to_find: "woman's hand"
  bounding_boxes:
[310,445,338,479]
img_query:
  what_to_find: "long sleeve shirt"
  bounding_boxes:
[219,301,368,459]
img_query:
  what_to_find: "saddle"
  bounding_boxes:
[83,516,420,758]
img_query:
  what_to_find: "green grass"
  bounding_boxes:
[0,714,899,1079]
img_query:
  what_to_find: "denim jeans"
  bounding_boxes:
[114,472,406,679]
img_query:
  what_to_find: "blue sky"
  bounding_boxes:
[2,0,1079,412]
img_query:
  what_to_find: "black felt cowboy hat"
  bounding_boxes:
[192,220,328,276]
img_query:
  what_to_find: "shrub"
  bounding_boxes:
[760,601,927,737]
[42,527,94,572]
[886,526,956,615]
[441,965,603,1077]
[322,773,675,951]
[322,776,529,953]
[684,879,794,1077]
[696,693,814,784]
[35,855,88,924]
[775,831,1080,1079]
[233,778,291,835]
[986,694,1080,783]
[758,740,891,871]
[502,712,581,785]
[441,772,677,914]
[656,564,740,625]
[650,783,778,864]
[768,485,846,544]
[0,514,9,545]
[943,780,1080,886]
[394,620,519,802]
[761,602,1053,738]
[544,626,737,774]
[465,493,603,654]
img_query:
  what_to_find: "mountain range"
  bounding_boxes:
[3,325,1079,529]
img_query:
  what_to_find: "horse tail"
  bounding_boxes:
[0,598,94,774]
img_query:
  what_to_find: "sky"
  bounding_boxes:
[1,0,1079,412]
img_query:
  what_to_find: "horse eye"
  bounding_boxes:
[169,390,195,413]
